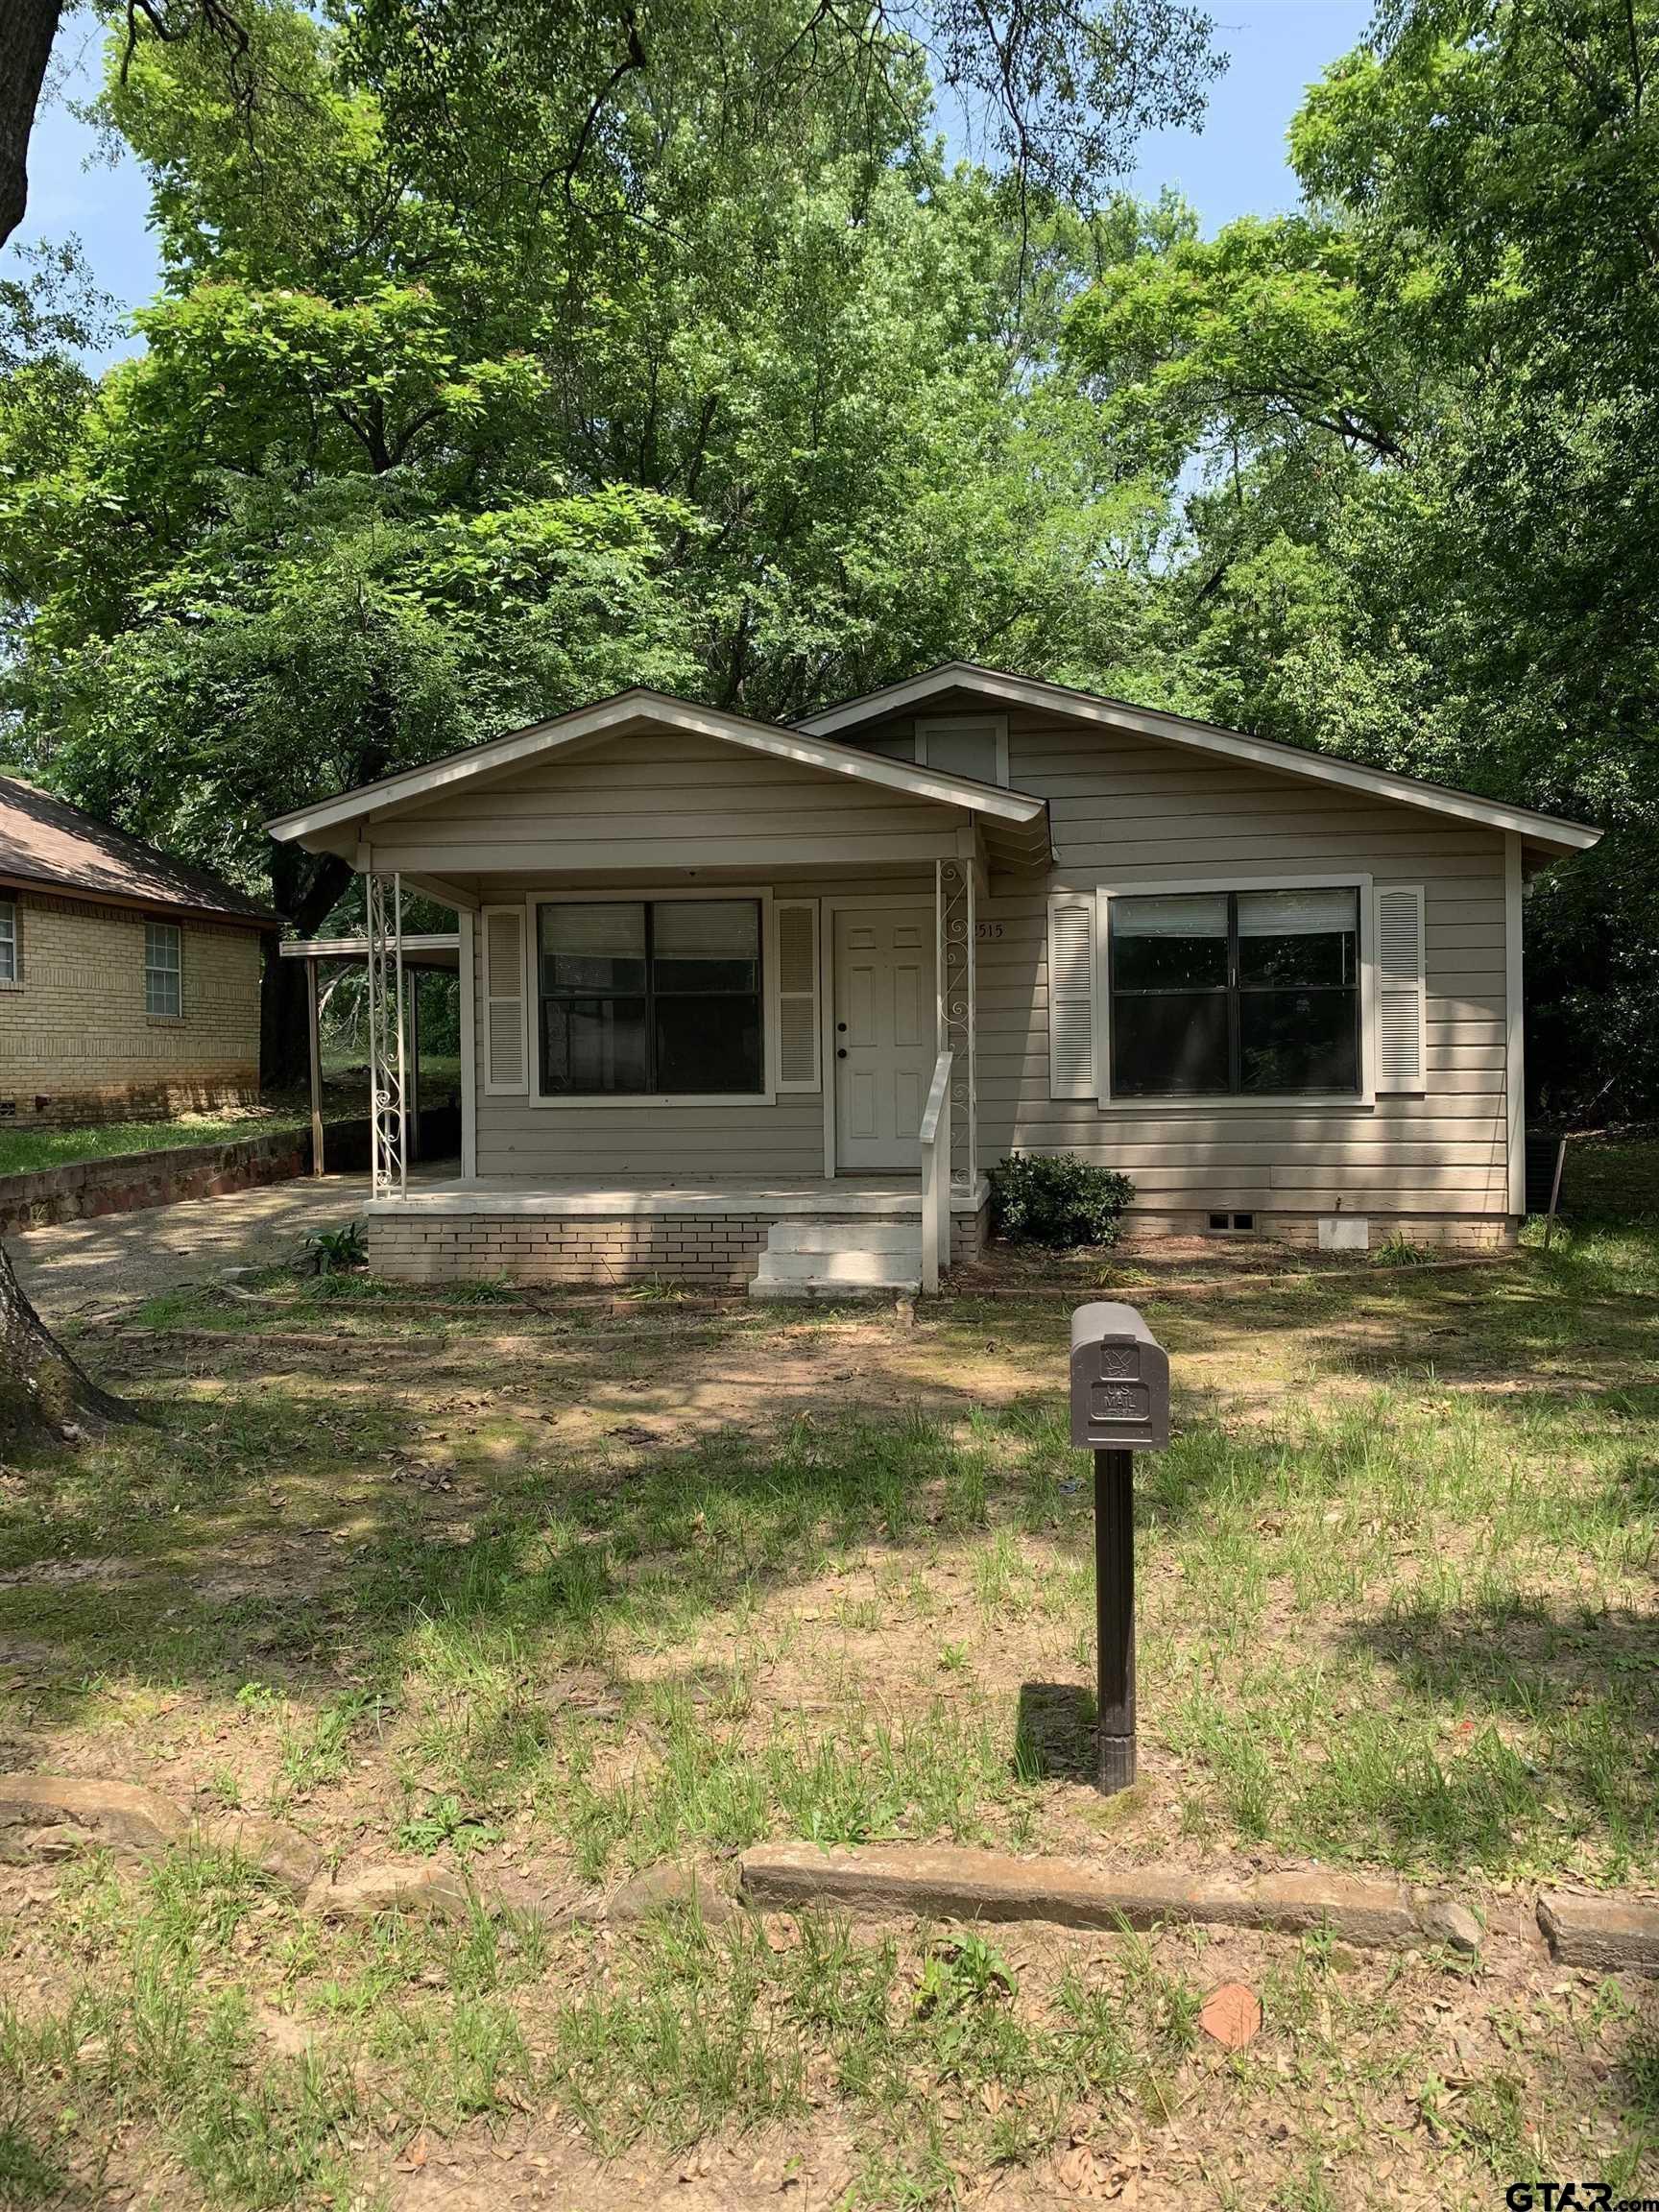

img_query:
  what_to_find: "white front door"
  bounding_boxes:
[833,905,936,1171]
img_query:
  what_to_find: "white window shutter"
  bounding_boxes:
[483,905,529,1094]
[1047,891,1097,1099]
[1375,884,1427,1093]
[774,900,820,1092]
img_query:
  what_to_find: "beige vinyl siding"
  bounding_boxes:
[472,871,932,1182]
[367,730,970,879]
[970,711,1512,1220]
[442,702,1514,1221]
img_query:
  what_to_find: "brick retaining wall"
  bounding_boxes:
[370,1203,988,1288]
[0,1129,310,1237]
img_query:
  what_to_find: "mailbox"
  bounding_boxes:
[1070,1300,1169,1797]
[1069,1302,1170,1454]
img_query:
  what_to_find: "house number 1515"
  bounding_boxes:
[974,921,1005,941]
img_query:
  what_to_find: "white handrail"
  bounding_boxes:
[919,1048,953,1295]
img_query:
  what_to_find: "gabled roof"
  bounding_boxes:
[266,687,1053,865]
[798,663,1602,858]
[0,774,279,926]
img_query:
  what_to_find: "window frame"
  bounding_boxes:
[527,886,779,1109]
[0,896,17,988]
[144,918,183,1019]
[1094,874,1378,1112]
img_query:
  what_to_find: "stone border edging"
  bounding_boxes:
[1538,1889,1659,1972]
[738,1841,1482,1956]
[32,1773,1659,1976]
[0,1771,595,1928]
[947,1253,1523,1302]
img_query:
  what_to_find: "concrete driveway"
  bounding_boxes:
[7,1172,376,1322]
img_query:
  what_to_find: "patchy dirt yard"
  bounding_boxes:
[1,1200,1657,2208]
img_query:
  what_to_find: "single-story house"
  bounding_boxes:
[267,665,1599,1294]
[0,775,276,1127]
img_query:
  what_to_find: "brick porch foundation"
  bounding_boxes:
[369,1202,987,1288]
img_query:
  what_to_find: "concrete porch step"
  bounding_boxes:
[750,1272,921,1300]
[755,1248,921,1286]
[766,1220,923,1256]
[749,1217,923,1299]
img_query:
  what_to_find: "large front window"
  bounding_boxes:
[538,899,763,1095]
[1109,888,1360,1096]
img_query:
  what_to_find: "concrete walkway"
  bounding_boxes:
[8,1172,376,1321]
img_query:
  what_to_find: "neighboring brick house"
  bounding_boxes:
[0,776,277,1127]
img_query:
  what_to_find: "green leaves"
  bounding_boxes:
[1057,0,1659,1118]
[2,0,1187,887]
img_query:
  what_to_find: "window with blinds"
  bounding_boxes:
[537,899,763,1095]
[1108,887,1362,1098]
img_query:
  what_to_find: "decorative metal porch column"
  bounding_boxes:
[365,872,408,1199]
[936,857,976,1197]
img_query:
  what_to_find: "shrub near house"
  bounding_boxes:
[989,1153,1134,1248]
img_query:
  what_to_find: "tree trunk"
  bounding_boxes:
[0,1240,138,1447]
[0,0,60,250]
[260,928,309,1091]
[262,845,352,1094]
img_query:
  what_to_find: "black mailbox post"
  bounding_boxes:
[1070,1302,1170,1793]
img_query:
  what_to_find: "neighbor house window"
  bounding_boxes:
[0,899,15,984]
[538,900,762,1095]
[1109,888,1359,1096]
[145,920,182,1016]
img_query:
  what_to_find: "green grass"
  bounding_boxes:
[0,1106,310,1179]
[4,1167,1659,2204]
[1556,1134,1659,1226]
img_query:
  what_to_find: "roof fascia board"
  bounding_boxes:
[268,690,1047,846]
[798,664,1599,855]
[270,696,646,840]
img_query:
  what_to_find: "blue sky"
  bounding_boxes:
[12,0,1373,367]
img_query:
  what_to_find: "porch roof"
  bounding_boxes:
[266,690,1053,876]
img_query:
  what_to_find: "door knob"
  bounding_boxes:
[836,1047,848,1059]
[836,1022,847,1032]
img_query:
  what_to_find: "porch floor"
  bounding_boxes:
[365,1172,989,1217]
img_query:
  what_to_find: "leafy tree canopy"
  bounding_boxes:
[0,0,1203,1082]
[1066,0,1659,1118]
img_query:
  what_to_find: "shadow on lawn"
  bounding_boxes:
[3,1253,1655,1743]
[1014,1680,1097,1784]
[1321,1595,1659,1871]
[0,1356,1052,1717]
[0,1320,1274,1746]
[1344,1594,1659,1730]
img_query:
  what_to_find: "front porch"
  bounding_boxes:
[265,691,1061,1293]
[364,1172,992,1294]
